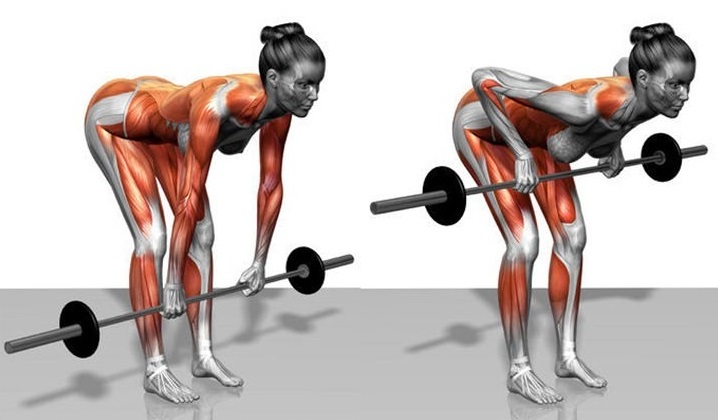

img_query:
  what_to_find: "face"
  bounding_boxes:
[641,59,695,118]
[272,59,325,118]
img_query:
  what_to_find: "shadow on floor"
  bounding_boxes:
[405,322,501,354]
[21,369,136,407]
[19,305,341,408]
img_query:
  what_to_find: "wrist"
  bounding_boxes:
[253,254,267,266]
[515,150,533,161]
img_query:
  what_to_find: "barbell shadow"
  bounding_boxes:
[164,288,286,366]
[143,377,243,420]
[405,322,501,354]
[580,288,654,302]
[506,377,607,420]
[228,308,342,344]
[21,368,136,407]
[163,307,342,365]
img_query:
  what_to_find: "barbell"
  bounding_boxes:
[4,246,354,358]
[370,133,708,225]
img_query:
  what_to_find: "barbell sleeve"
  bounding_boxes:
[4,324,83,354]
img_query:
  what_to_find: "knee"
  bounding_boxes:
[134,224,167,257]
[554,222,586,259]
[191,216,214,254]
[505,225,539,263]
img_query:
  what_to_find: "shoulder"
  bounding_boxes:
[593,77,632,119]
[550,76,629,93]
[224,74,267,125]
[549,76,631,119]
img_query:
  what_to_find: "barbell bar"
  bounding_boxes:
[370,133,708,225]
[4,247,354,358]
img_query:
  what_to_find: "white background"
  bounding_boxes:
[0,0,715,289]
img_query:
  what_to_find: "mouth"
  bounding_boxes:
[668,101,683,111]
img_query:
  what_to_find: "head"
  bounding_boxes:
[629,23,696,118]
[259,23,326,118]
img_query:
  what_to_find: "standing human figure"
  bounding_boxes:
[452,23,695,404]
[85,22,325,403]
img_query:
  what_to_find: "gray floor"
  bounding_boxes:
[1,288,716,419]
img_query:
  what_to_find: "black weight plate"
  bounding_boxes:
[286,247,325,295]
[60,300,100,358]
[642,133,682,182]
[423,166,467,226]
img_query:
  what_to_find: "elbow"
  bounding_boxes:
[259,173,283,197]
[471,68,504,100]
[471,67,498,89]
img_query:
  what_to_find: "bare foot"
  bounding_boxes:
[144,365,200,404]
[192,354,243,387]
[555,353,607,388]
[507,365,564,405]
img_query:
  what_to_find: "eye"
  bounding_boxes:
[666,81,680,91]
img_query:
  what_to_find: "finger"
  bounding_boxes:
[522,178,534,193]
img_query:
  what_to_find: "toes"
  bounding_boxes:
[544,391,562,404]
[592,377,608,388]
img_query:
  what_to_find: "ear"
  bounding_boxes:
[636,69,650,89]
[266,69,279,88]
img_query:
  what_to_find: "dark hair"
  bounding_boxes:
[628,23,695,86]
[258,23,325,86]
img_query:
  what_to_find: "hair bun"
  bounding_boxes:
[260,22,305,44]
[630,23,675,44]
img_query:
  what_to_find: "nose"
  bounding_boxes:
[307,86,318,101]
[679,87,689,101]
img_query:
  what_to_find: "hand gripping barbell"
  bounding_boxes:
[370,133,708,225]
[4,246,354,358]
